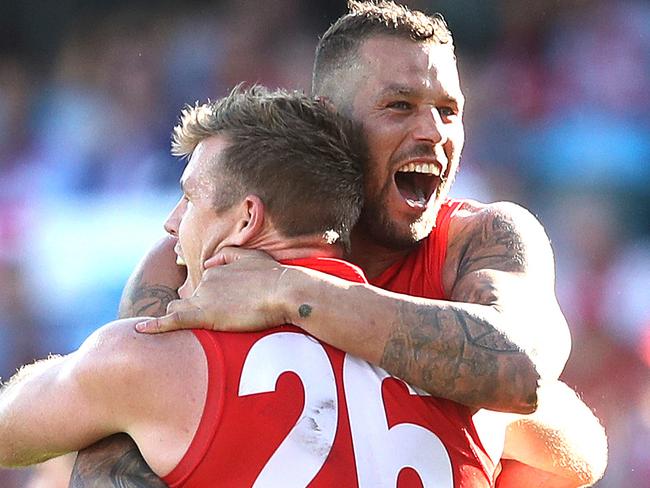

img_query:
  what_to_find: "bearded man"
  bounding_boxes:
[70,1,607,486]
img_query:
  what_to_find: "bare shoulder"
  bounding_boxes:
[443,200,554,292]
[77,319,205,395]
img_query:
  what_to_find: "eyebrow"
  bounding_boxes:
[378,84,415,98]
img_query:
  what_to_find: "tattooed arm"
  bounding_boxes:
[285,203,553,412]
[370,200,570,411]
[71,434,167,488]
[137,202,569,413]
[118,235,184,319]
[70,236,184,487]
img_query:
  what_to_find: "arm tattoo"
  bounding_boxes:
[379,206,538,408]
[118,269,179,319]
[380,305,527,407]
[456,210,528,278]
[69,434,166,488]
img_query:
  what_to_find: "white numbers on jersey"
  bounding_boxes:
[344,356,454,487]
[239,333,338,487]
[238,332,454,487]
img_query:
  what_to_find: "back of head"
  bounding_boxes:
[172,85,364,251]
[312,0,454,106]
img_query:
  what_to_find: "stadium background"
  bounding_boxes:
[1,0,648,485]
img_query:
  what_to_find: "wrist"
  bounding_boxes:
[276,266,316,328]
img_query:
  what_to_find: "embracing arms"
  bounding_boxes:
[69,235,185,487]
[0,321,141,468]
[0,317,202,478]
[139,202,570,413]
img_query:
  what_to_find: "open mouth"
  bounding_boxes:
[394,162,441,208]
[174,244,187,266]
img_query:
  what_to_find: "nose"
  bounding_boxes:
[412,106,447,145]
[164,198,185,237]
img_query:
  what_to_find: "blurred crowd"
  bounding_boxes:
[1,0,648,486]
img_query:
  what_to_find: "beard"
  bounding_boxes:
[356,170,456,251]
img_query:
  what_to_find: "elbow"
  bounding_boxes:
[514,368,541,415]
[500,356,541,414]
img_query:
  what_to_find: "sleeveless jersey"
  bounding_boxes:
[371,198,505,475]
[370,199,465,300]
[164,254,495,487]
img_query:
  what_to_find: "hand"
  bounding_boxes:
[135,247,292,334]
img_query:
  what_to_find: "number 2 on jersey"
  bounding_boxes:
[239,332,453,487]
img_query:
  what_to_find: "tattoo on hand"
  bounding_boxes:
[298,304,313,319]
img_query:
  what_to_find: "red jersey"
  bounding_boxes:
[164,252,496,488]
[372,198,506,474]
[370,199,464,300]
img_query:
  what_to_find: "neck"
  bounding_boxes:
[346,230,412,279]
[247,230,344,262]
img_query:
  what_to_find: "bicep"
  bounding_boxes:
[450,203,571,378]
[0,353,118,465]
[119,235,185,319]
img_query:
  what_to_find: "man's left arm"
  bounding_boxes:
[69,434,168,488]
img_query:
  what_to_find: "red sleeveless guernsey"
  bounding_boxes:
[370,199,464,300]
[164,204,496,487]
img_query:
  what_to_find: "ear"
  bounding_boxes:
[222,194,265,248]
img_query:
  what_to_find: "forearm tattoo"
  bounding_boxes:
[380,305,528,407]
[379,208,537,408]
[69,434,166,488]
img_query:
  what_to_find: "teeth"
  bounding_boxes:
[176,255,186,266]
[397,162,441,176]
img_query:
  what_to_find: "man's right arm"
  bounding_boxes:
[70,236,184,488]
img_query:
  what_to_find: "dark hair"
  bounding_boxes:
[172,85,364,250]
[312,0,453,98]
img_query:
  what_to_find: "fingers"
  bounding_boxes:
[204,246,273,269]
[135,301,208,333]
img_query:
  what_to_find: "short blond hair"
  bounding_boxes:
[171,85,364,250]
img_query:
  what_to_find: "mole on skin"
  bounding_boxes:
[299,304,313,318]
